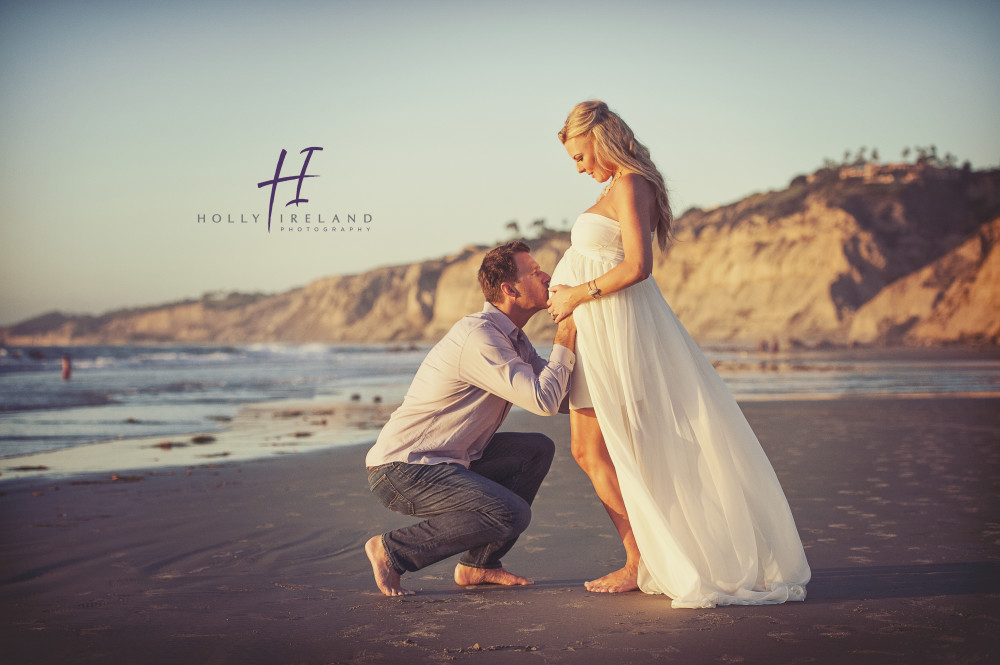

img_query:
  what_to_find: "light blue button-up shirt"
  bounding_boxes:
[365,303,575,468]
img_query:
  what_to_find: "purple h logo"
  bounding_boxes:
[257,147,323,233]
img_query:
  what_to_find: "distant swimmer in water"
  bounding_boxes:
[61,354,72,381]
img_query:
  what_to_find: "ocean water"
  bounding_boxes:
[0,344,426,460]
[706,347,1000,400]
[1,343,998,462]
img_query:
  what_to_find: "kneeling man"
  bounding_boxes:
[365,241,577,596]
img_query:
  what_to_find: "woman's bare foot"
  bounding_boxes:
[365,535,414,596]
[454,563,533,587]
[584,565,639,593]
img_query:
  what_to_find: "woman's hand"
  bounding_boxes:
[547,284,580,323]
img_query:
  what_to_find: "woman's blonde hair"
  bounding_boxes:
[558,100,673,248]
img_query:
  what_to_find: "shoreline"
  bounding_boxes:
[1,397,997,664]
[4,389,1000,483]
[0,396,396,483]
[3,343,997,482]
[4,388,1000,484]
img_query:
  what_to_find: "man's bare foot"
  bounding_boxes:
[454,563,533,587]
[584,565,639,593]
[365,535,414,596]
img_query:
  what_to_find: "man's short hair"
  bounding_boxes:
[478,241,531,304]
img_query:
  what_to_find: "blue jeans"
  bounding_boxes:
[367,432,554,574]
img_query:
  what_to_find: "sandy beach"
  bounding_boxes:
[1,396,997,664]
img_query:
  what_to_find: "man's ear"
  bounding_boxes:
[501,282,520,299]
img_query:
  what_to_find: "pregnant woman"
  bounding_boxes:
[547,100,810,608]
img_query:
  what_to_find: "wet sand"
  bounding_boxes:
[1,397,997,664]
[0,398,396,482]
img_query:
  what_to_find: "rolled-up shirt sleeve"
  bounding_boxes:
[458,324,575,416]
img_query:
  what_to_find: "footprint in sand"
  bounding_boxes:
[816,626,852,638]
[868,531,898,539]
[766,631,800,643]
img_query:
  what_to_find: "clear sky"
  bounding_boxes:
[1,0,998,326]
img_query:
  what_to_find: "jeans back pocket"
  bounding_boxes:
[369,466,415,516]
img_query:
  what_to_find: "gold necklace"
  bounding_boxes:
[599,170,625,200]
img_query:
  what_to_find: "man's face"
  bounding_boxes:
[511,252,551,311]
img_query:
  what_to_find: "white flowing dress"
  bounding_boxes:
[551,212,810,608]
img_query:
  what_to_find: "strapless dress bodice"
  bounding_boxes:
[569,212,625,263]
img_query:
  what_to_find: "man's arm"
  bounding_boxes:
[528,316,576,375]
[459,318,576,416]
[554,316,576,354]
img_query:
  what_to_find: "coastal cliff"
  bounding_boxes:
[4,166,999,347]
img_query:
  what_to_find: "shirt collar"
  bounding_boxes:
[481,302,523,344]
